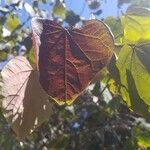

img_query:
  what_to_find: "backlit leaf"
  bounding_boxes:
[117,6,150,120]
[28,49,36,68]
[53,1,66,19]
[32,18,114,105]
[135,41,150,73]
[117,45,150,121]
[6,14,20,31]
[126,70,150,121]
[133,127,150,148]
[104,17,123,44]
[127,6,150,16]
[121,6,150,44]
[0,56,53,139]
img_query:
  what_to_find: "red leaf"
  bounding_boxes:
[0,56,53,139]
[32,18,114,105]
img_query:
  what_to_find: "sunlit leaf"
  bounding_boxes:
[0,56,53,139]
[133,127,150,148]
[121,6,150,44]
[126,70,150,121]
[104,17,123,44]
[53,1,67,19]
[117,45,150,121]
[127,6,150,16]
[6,14,20,31]
[32,18,114,105]
[107,54,121,86]
[135,41,150,73]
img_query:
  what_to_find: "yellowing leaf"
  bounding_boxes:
[6,14,20,31]
[0,56,53,139]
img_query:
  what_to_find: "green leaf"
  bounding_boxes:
[50,134,70,150]
[6,14,20,31]
[123,137,138,150]
[121,6,150,44]
[91,81,100,97]
[0,51,7,61]
[107,96,122,112]
[126,70,150,121]
[104,17,123,44]
[28,49,36,68]
[117,44,150,121]
[133,127,150,148]
[107,54,121,85]
[127,6,150,16]
[135,41,150,73]
[53,1,67,20]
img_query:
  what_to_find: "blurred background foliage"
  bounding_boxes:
[0,0,150,149]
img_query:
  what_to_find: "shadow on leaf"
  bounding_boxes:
[126,69,150,122]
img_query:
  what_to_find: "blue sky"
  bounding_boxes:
[0,0,129,19]
[65,0,119,18]
[0,0,129,69]
[0,0,129,27]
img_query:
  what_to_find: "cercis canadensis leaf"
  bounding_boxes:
[121,6,150,44]
[0,56,53,139]
[32,18,114,105]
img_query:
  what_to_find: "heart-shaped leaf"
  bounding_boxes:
[32,18,114,105]
[0,56,53,139]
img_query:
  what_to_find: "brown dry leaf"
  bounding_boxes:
[0,56,53,139]
[32,18,114,105]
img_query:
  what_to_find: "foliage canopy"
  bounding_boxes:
[0,0,150,149]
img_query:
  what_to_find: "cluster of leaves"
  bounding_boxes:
[0,0,150,149]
